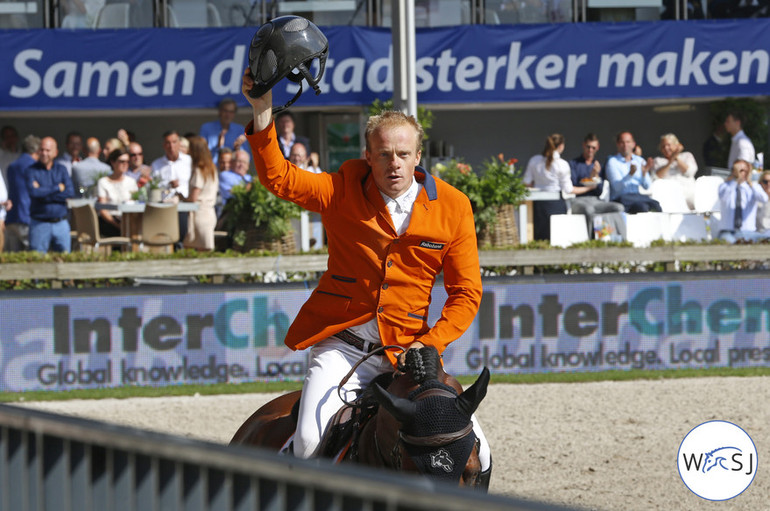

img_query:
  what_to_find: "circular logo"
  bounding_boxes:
[678,420,758,501]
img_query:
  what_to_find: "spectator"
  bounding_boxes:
[702,123,726,169]
[756,170,770,233]
[219,149,253,204]
[289,142,321,174]
[102,137,125,162]
[606,131,661,213]
[5,135,40,251]
[568,133,626,240]
[97,147,138,238]
[54,131,84,177]
[523,133,573,241]
[72,137,111,197]
[200,98,248,164]
[125,141,152,186]
[648,133,698,210]
[26,137,75,253]
[179,136,190,155]
[275,111,311,159]
[725,110,756,170]
[152,130,192,248]
[183,136,219,251]
[0,171,9,252]
[717,159,768,244]
[217,147,233,172]
[0,125,21,184]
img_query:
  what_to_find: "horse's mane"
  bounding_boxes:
[403,346,440,384]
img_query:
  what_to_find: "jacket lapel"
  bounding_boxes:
[363,172,397,235]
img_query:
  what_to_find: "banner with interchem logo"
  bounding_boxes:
[1,18,768,111]
[1,275,769,392]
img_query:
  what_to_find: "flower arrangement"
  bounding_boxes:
[432,154,528,242]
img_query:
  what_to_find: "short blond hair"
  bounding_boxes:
[365,111,423,153]
[659,133,681,149]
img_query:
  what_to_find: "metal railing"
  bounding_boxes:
[0,404,579,511]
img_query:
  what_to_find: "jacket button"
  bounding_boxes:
[382,283,389,289]
[387,260,393,267]
[378,306,384,313]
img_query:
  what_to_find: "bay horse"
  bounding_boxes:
[230,346,490,488]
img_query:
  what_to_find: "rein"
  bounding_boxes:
[336,344,406,408]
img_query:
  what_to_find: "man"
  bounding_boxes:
[756,170,770,233]
[0,125,21,184]
[125,141,152,185]
[26,137,75,253]
[289,142,321,174]
[569,133,626,240]
[4,135,39,252]
[717,159,768,244]
[217,147,233,172]
[152,130,192,247]
[54,131,84,177]
[606,131,661,213]
[241,71,491,484]
[199,98,248,164]
[275,110,311,160]
[72,137,110,197]
[724,110,755,170]
[219,149,252,204]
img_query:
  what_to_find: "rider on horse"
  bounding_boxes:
[240,51,491,486]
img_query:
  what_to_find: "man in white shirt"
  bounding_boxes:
[151,130,192,249]
[725,111,755,169]
[718,159,769,244]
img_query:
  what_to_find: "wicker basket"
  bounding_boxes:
[478,204,519,248]
[233,227,297,254]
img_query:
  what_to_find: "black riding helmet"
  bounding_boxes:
[248,15,328,113]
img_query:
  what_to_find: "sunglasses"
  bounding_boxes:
[761,180,770,185]
[129,152,142,157]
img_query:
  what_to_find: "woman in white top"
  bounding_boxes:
[523,133,573,241]
[648,133,698,210]
[97,148,138,237]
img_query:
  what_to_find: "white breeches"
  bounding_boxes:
[293,336,491,472]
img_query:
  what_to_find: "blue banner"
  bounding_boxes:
[1,19,768,111]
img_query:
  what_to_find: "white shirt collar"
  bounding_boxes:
[380,177,420,213]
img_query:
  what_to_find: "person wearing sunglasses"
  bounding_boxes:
[97,147,138,238]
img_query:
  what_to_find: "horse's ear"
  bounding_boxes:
[455,367,490,417]
[371,383,417,424]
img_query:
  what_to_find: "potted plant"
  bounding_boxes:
[432,154,528,247]
[221,182,302,253]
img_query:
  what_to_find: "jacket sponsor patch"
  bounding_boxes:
[419,241,444,250]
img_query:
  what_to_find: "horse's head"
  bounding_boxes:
[370,347,490,487]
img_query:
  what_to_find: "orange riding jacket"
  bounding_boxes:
[246,121,482,364]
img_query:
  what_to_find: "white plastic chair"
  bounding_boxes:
[625,212,668,247]
[668,213,708,242]
[693,175,724,214]
[550,214,589,248]
[648,179,690,213]
[93,3,130,28]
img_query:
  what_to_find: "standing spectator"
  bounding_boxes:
[125,141,152,186]
[568,133,626,239]
[97,148,138,238]
[72,137,110,197]
[289,142,321,174]
[102,137,125,162]
[183,136,219,251]
[217,147,233,172]
[26,137,75,253]
[717,159,768,244]
[0,172,9,252]
[200,98,248,164]
[219,149,253,204]
[606,131,661,213]
[5,135,40,251]
[702,123,726,169]
[725,110,755,170]
[54,131,84,177]
[648,133,698,210]
[756,170,770,233]
[0,125,21,184]
[523,133,573,241]
[152,130,192,248]
[275,111,311,159]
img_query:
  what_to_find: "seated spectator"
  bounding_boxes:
[606,131,661,213]
[217,147,233,172]
[717,159,769,244]
[569,133,626,240]
[219,149,253,204]
[757,170,770,233]
[54,131,84,177]
[97,148,138,238]
[648,133,698,210]
[183,136,219,251]
[125,141,152,186]
[523,133,573,241]
[275,111,311,159]
[72,137,111,197]
[289,142,321,174]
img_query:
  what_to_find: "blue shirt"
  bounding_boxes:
[569,155,604,197]
[219,170,252,203]
[6,153,35,225]
[26,161,75,220]
[605,154,651,200]
[200,120,250,163]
